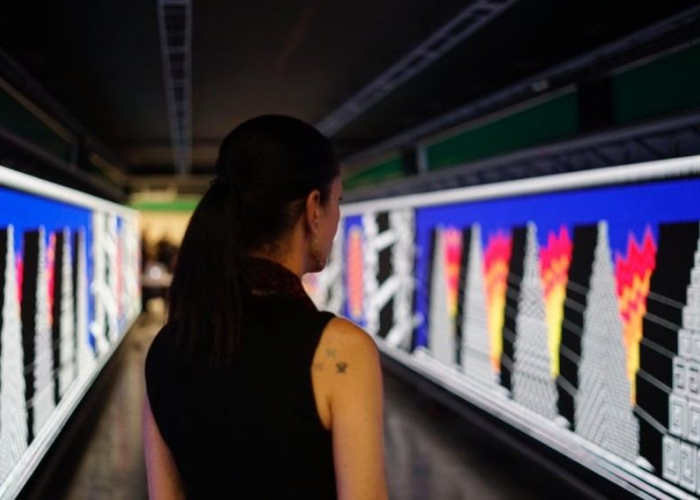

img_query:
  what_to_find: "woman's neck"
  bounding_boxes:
[248,222,310,279]
[247,248,303,279]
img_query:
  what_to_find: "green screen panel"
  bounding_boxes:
[344,157,404,190]
[426,92,580,171]
[131,199,200,212]
[0,85,73,161]
[612,43,700,124]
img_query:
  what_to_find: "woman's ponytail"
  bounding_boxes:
[167,115,339,369]
[169,177,245,369]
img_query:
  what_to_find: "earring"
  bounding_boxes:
[311,237,324,269]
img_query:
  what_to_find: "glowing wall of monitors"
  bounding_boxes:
[0,166,140,499]
[306,154,700,498]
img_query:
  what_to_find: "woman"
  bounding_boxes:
[143,115,387,499]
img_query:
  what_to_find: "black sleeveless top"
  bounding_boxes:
[145,257,337,499]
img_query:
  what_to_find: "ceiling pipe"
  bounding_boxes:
[315,0,520,137]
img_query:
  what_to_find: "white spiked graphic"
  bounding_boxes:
[57,229,76,398]
[90,213,109,356]
[308,224,344,314]
[362,209,416,347]
[325,226,345,315]
[461,224,497,385]
[428,228,456,366]
[575,221,639,461]
[107,214,120,343]
[512,223,558,419]
[0,226,28,483]
[662,224,700,491]
[75,229,94,377]
[32,227,55,438]
[123,217,142,321]
[385,208,416,351]
[363,212,380,336]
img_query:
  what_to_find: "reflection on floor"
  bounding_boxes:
[57,303,591,499]
[382,368,593,499]
[58,305,164,500]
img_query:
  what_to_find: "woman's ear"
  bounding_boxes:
[305,189,322,233]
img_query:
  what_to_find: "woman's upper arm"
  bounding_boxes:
[143,395,186,500]
[326,318,388,500]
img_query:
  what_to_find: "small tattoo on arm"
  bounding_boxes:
[336,362,348,374]
[312,363,324,371]
[326,348,336,358]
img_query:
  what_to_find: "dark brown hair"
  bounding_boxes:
[168,115,339,368]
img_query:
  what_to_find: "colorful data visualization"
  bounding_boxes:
[309,156,700,498]
[0,170,139,497]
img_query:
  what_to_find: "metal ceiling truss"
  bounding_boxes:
[158,0,193,176]
[343,109,700,202]
[343,3,700,168]
[315,0,520,137]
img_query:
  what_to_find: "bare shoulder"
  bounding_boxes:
[324,318,378,354]
[318,317,379,375]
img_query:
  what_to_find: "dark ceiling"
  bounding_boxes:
[0,0,697,179]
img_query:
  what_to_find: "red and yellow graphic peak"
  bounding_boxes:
[442,227,463,319]
[347,227,365,320]
[614,226,657,403]
[540,226,573,378]
[484,231,512,372]
[47,232,56,328]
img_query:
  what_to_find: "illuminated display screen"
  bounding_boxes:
[308,154,700,498]
[0,166,140,499]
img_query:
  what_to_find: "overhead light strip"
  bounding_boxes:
[315,0,520,137]
[157,0,193,175]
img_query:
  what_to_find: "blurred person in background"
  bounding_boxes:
[143,115,387,499]
[141,229,151,274]
[155,233,179,273]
